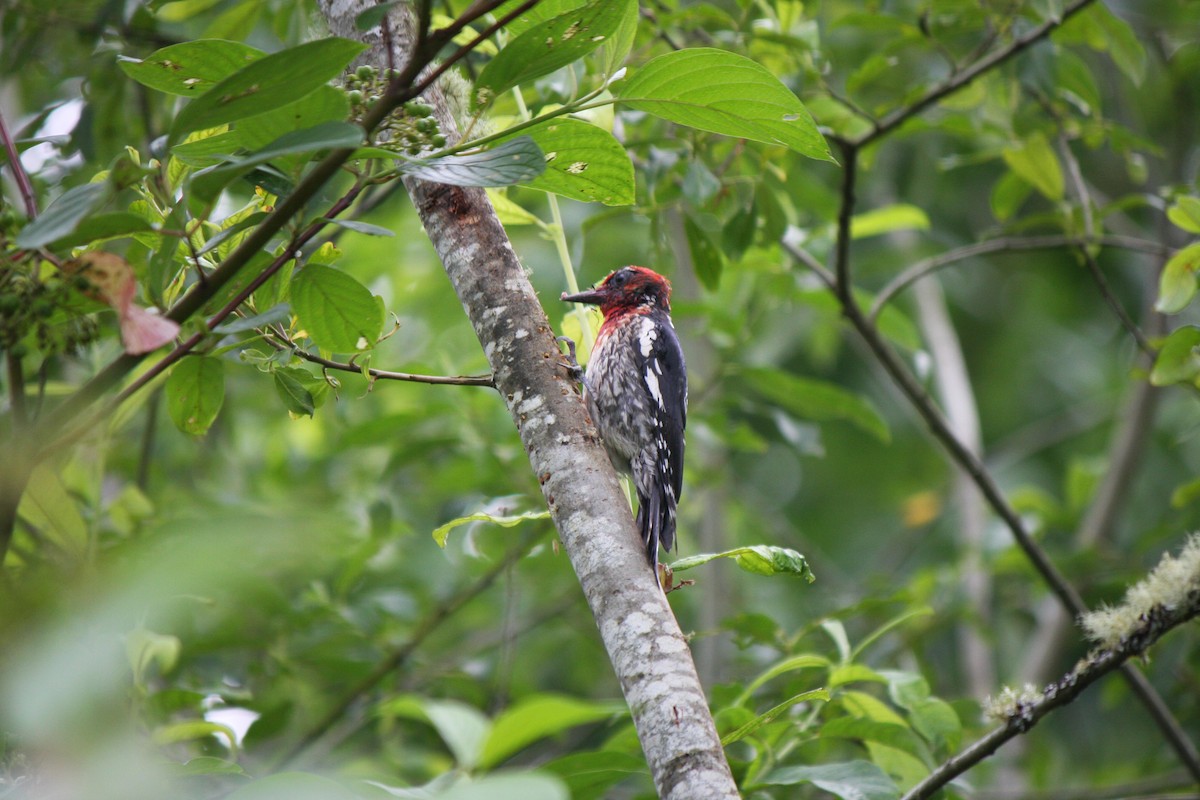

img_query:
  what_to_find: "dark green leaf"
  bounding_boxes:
[684,213,725,291]
[541,750,646,799]
[742,366,890,442]
[402,136,546,187]
[354,1,400,30]
[273,368,316,417]
[45,212,156,250]
[119,40,264,96]
[213,304,290,334]
[476,0,630,100]
[15,183,109,249]
[166,357,226,435]
[197,211,268,256]
[235,85,351,153]
[191,122,364,201]
[617,48,833,161]
[819,717,931,765]
[170,38,365,142]
[290,263,383,353]
[1150,326,1200,386]
[761,760,900,800]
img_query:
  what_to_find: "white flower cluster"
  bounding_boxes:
[983,683,1045,723]
[1080,533,1200,650]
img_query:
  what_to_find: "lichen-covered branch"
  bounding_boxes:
[317,3,739,797]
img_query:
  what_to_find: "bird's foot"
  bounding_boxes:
[555,336,584,383]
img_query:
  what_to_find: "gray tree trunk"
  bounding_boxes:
[317,3,740,797]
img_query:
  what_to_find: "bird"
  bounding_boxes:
[561,266,687,586]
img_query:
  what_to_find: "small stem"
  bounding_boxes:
[269,331,494,387]
[0,110,38,219]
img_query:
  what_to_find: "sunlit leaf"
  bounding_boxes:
[1149,326,1200,386]
[670,545,814,581]
[290,263,384,353]
[1167,197,1200,234]
[1155,243,1200,314]
[118,39,264,96]
[480,695,625,768]
[499,118,634,205]
[476,0,630,100]
[851,204,930,239]
[18,464,88,559]
[432,509,550,548]
[761,760,900,800]
[1002,132,1063,201]
[616,48,833,162]
[721,689,829,745]
[170,38,365,141]
[166,356,226,435]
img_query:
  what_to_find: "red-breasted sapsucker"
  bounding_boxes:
[562,266,688,585]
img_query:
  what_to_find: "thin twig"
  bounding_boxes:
[868,235,1174,321]
[268,330,494,387]
[273,530,540,768]
[0,109,39,218]
[901,592,1200,800]
[855,0,1100,147]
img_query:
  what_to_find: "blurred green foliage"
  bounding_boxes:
[2,0,1200,798]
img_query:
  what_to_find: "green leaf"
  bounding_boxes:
[118,40,264,96]
[541,750,646,798]
[290,263,384,353]
[503,118,634,205]
[436,773,569,800]
[1002,133,1063,201]
[1171,476,1200,509]
[819,717,931,765]
[354,1,400,30]
[432,509,550,548]
[850,204,930,239]
[601,0,638,74]
[721,689,829,746]
[670,545,814,581]
[1167,197,1200,234]
[18,464,88,559]
[616,48,833,162]
[273,368,316,417]
[235,85,351,152]
[15,183,109,249]
[318,218,395,237]
[990,170,1032,222]
[741,367,890,442]
[44,211,156,250]
[170,38,365,142]
[212,304,290,334]
[476,0,630,100]
[761,760,900,800]
[165,757,247,777]
[1090,4,1146,86]
[480,695,624,768]
[166,357,226,435]
[737,654,830,705]
[684,213,725,290]
[402,136,546,187]
[1149,326,1200,387]
[225,772,360,800]
[430,702,493,771]
[1155,243,1200,314]
[191,121,365,201]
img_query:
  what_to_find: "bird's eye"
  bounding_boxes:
[609,270,629,288]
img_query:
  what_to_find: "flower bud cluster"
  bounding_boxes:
[344,65,447,156]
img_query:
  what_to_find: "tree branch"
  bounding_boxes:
[855,0,1101,147]
[274,530,538,768]
[787,239,1200,783]
[267,329,495,387]
[868,235,1174,322]
[0,109,39,218]
[902,589,1200,800]
[319,3,740,796]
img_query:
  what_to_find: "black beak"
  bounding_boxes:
[561,288,605,305]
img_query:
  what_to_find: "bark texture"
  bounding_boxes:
[318,3,739,797]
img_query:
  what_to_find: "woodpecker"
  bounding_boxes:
[561,266,687,585]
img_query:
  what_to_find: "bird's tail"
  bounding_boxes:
[636,485,677,587]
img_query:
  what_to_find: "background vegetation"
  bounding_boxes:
[2,0,1199,798]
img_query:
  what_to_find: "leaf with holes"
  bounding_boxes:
[119,39,264,96]
[170,38,364,142]
[290,264,383,353]
[476,0,632,100]
[616,48,832,162]
[499,118,633,205]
